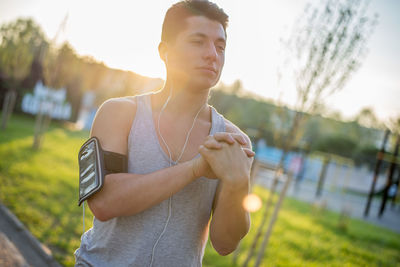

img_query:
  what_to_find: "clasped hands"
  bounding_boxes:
[192,132,255,189]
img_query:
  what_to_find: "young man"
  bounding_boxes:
[75,1,254,266]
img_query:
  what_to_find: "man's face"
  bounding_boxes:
[165,15,226,89]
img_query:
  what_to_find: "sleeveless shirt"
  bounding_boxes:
[74,93,226,267]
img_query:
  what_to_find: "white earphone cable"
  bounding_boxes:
[82,202,85,234]
[149,79,205,267]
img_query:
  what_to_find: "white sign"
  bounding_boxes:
[22,81,71,120]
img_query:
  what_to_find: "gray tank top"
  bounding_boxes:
[75,93,225,267]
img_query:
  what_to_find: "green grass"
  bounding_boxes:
[204,189,400,267]
[1,113,400,266]
[0,113,89,265]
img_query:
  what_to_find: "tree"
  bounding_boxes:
[244,0,378,265]
[356,107,380,128]
[312,134,357,158]
[283,0,378,114]
[32,15,68,149]
[0,18,48,129]
[274,0,379,151]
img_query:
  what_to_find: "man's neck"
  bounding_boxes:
[153,80,211,119]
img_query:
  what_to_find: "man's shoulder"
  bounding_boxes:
[90,96,138,149]
[99,96,137,115]
[94,96,138,124]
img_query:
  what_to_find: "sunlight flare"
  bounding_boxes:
[243,193,262,212]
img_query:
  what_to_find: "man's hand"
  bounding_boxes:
[203,133,255,157]
[191,133,254,179]
[199,140,253,189]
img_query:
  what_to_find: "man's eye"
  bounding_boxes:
[217,45,225,52]
[191,40,203,45]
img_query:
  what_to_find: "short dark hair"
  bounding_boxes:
[161,0,229,43]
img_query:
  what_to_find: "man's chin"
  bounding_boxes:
[190,77,218,90]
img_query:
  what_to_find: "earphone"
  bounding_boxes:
[149,76,173,267]
[149,56,206,266]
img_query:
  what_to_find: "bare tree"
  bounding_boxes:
[33,14,68,150]
[242,0,378,265]
[0,18,47,130]
[286,0,378,114]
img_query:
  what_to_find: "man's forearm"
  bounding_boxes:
[88,160,197,221]
[210,181,250,255]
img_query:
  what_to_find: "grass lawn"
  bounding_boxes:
[1,113,399,266]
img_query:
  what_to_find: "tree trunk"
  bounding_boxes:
[33,101,53,150]
[316,156,330,198]
[241,111,303,266]
[379,134,399,217]
[390,164,400,208]
[254,174,292,267]
[364,130,390,216]
[232,159,261,265]
[1,90,17,130]
[242,171,280,267]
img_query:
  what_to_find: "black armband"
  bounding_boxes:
[78,136,127,206]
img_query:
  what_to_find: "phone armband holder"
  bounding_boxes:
[78,136,127,206]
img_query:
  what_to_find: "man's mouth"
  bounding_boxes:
[196,66,217,75]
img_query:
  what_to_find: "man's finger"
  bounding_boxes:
[213,132,248,146]
[199,145,211,153]
[206,135,214,142]
[243,148,255,157]
[204,138,223,149]
[199,145,214,160]
[213,132,235,144]
[232,133,247,146]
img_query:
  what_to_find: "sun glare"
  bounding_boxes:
[243,193,262,213]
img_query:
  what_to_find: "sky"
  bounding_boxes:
[0,0,399,123]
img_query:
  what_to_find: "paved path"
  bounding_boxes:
[0,232,29,267]
[255,169,400,234]
[0,204,61,267]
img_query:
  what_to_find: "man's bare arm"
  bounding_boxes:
[205,121,253,256]
[87,98,198,221]
[89,161,197,221]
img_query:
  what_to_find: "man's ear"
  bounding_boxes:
[158,42,168,63]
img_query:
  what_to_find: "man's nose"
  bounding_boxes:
[203,42,217,62]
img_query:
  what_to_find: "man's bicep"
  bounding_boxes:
[90,98,136,155]
[85,98,136,217]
